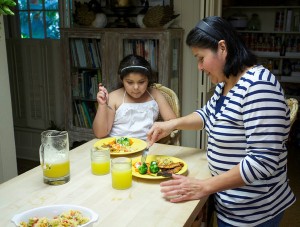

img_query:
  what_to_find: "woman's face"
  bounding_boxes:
[191,42,227,84]
[122,72,149,99]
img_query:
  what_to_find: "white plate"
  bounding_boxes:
[11,204,99,227]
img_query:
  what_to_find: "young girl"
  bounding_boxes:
[92,54,176,140]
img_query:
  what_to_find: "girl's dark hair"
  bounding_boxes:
[186,16,257,78]
[117,54,154,87]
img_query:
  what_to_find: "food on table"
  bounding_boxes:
[157,160,184,174]
[116,137,133,146]
[133,157,184,176]
[19,210,89,227]
[138,162,148,174]
[100,137,134,153]
[149,161,159,174]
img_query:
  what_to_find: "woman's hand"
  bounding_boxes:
[96,83,109,105]
[160,174,209,203]
[147,120,175,146]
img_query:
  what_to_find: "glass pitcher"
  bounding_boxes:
[39,130,70,185]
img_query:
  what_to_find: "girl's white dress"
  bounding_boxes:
[109,91,159,140]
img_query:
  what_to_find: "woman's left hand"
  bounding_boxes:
[160,174,208,203]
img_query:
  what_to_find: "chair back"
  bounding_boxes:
[152,83,180,145]
[286,98,298,126]
[152,83,180,119]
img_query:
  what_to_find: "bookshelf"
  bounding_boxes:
[223,4,300,101]
[61,28,183,145]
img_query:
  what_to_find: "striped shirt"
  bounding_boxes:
[196,65,296,226]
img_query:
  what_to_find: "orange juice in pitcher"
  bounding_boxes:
[40,130,70,185]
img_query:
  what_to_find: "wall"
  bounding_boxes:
[0,15,18,183]
[174,0,222,148]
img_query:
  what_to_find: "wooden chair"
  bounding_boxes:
[152,83,181,145]
[286,98,298,127]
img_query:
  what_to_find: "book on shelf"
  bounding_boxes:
[74,39,87,68]
[94,39,102,68]
[88,39,98,68]
[73,101,97,128]
[81,101,93,128]
[78,102,89,128]
[82,39,93,68]
[123,39,159,72]
[70,38,102,69]
[97,69,102,84]
[73,101,83,127]
[90,76,98,99]
[286,10,293,32]
[71,71,80,97]
[70,40,79,67]
[72,70,100,99]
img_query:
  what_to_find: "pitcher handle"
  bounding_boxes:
[39,144,45,169]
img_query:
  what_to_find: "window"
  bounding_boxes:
[17,0,60,39]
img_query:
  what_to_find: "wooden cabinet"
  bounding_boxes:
[61,28,183,145]
[223,4,300,100]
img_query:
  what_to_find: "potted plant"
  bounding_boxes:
[0,0,16,16]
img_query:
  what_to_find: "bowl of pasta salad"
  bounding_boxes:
[11,204,99,227]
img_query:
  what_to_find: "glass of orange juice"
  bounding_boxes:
[111,157,132,190]
[91,147,110,175]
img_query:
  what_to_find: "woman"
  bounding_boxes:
[93,54,176,140]
[147,16,295,226]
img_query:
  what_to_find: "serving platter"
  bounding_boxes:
[132,155,188,179]
[94,137,147,155]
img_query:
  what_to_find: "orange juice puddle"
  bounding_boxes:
[43,161,70,178]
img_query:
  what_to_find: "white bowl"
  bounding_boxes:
[11,204,99,227]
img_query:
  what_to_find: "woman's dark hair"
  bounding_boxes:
[186,16,257,78]
[117,54,154,87]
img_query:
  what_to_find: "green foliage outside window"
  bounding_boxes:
[18,0,60,39]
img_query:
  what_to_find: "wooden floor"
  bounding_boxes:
[16,137,300,226]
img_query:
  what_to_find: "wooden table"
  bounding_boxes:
[0,139,211,227]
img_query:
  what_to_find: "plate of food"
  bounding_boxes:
[94,137,147,155]
[11,204,98,227]
[132,155,188,179]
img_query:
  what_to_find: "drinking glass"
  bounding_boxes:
[111,157,132,190]
[91,147,110,175]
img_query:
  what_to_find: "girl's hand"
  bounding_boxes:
[160,174,208,203]
[96,83,109,105]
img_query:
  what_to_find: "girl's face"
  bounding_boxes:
[122,72,149,99]
[191,41,227,84]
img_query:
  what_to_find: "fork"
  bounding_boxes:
[141,145,150,163]
[99,83,113,110]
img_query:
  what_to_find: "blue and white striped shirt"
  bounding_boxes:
[196,65,296,226]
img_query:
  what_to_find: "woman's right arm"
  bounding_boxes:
[147,112,203,145]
